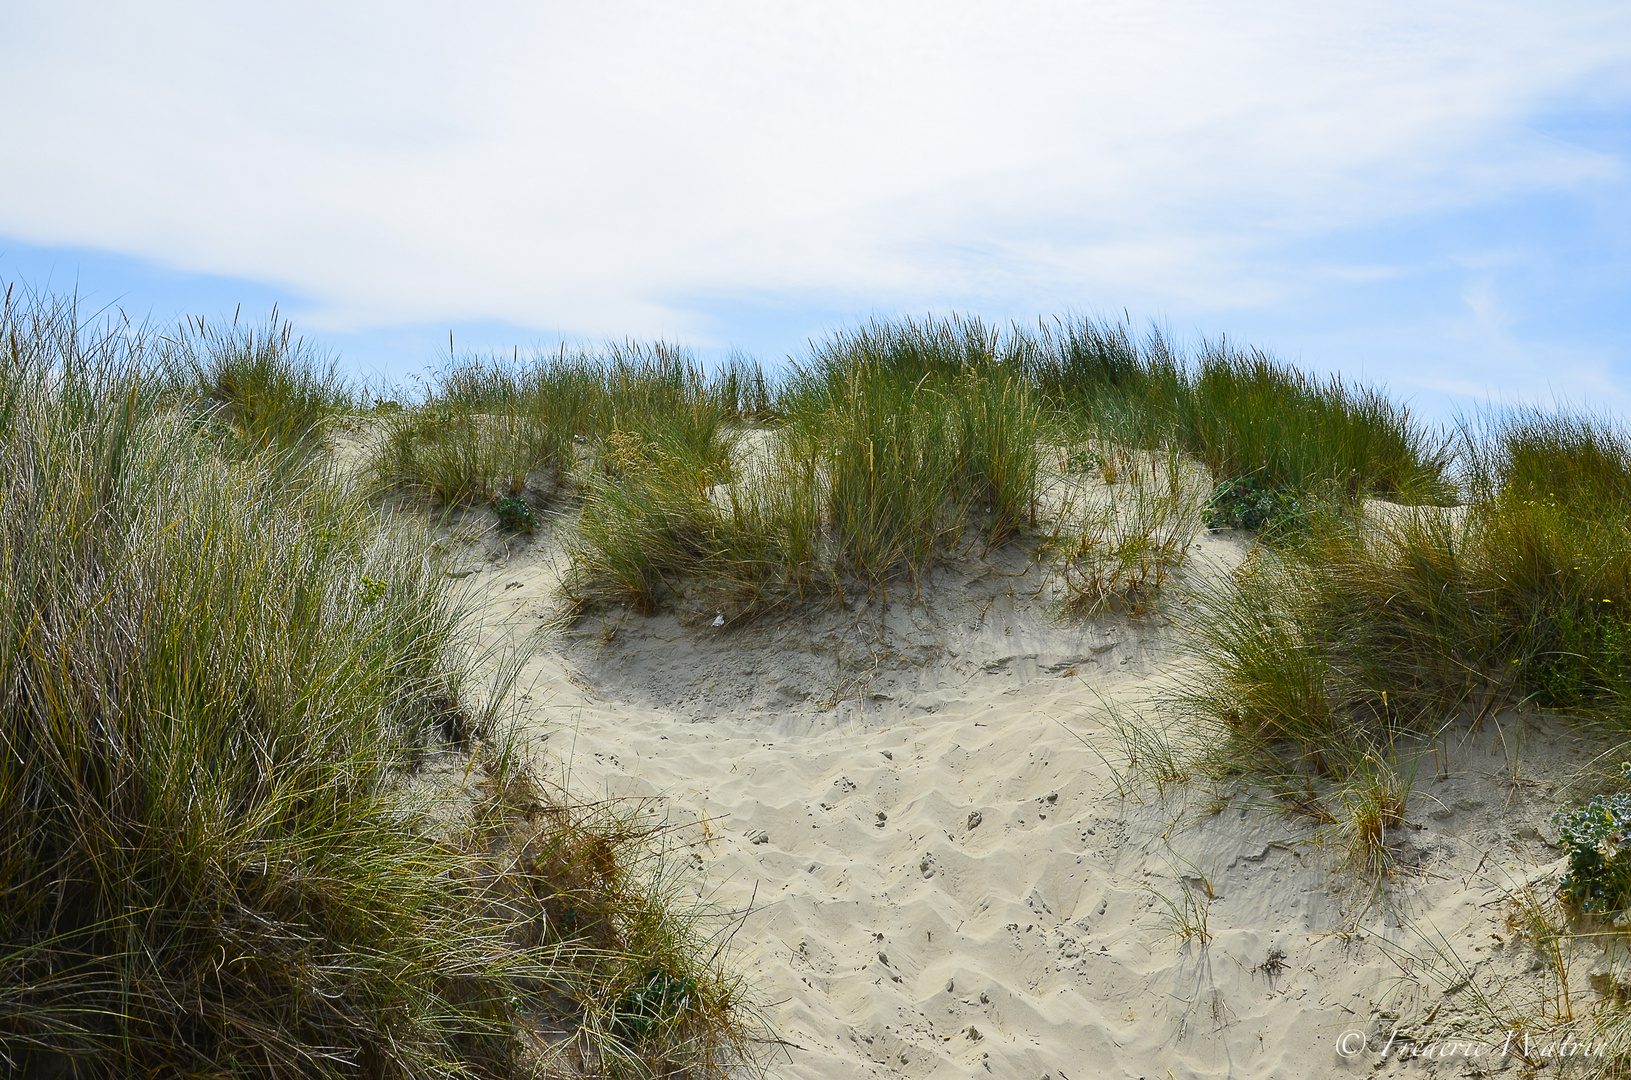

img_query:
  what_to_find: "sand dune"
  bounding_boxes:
[443,507,1589,1079]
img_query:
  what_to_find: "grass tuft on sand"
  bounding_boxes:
[564,317,1043,617]
[1173,409,1631,786]
[0,287,761,1079]
[1033,315,1454,507]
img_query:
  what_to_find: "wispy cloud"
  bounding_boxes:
[1,1,1628,412]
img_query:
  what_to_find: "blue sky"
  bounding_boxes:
[2,1,1628,421]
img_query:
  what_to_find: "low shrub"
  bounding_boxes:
[1203,475,1307,537]
[493,494,538,532]
[1556,764,1631,915]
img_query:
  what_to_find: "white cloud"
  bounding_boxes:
[2,0,1628,346]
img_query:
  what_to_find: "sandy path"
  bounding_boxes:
[447,515,1588,1079]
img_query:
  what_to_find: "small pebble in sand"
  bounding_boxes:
[967,810,983,830]
[747,830,769,845]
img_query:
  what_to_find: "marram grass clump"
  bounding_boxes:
[1054,450,1205,616]
[475,768,764,1077]
[1032,315,1454,507]
[0,289,763,1079]
[166,307,356,452]
[564,316,1044,616]
[0,316,513,1074]
[1175,408,1631,783]
[372,314,1453,626]
[369,342,741,511]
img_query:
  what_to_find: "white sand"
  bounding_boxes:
[445,502,1596,1080]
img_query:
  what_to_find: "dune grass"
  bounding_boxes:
[368,315,1458,670]
[369,357,583,507]
[166,308,357,453]
[1030,322,1631,904]
[1181,341,1453,503]
[28,285,1605,1069]
[785,317,1041,548]
[476,769,760,1076]
[1053,449,1207,616]
[710,352,776,421]
[563,317,1042,616]
[370,342,740,513]
[357,311,1629,784]
[1033,316,1188,453]
[0,289,760,1078]
[1033,316,1454,511]
[375,402,570,506]
[1,304,509,1074]
[1174,409,1631,784]
[381,314,1449,625]
[560,315,1449,622]
[39,282,1631,1040]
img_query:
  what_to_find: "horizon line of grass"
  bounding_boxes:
[350,310,1452,621]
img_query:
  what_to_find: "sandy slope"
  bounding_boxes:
[441,503,1596,1080]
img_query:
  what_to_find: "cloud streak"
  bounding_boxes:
[1,1,1628,409]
